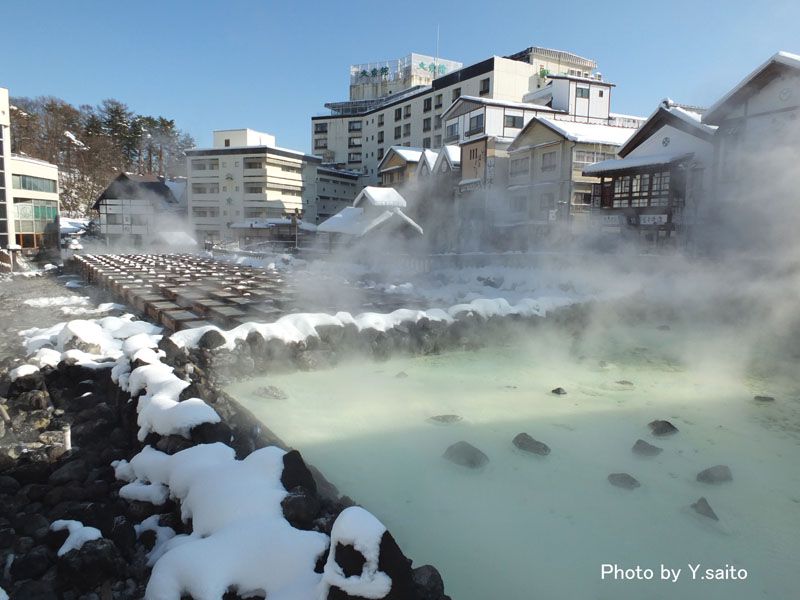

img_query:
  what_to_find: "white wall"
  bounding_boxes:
[213,129,276,148]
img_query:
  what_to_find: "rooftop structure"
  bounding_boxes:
[348,53,463,104]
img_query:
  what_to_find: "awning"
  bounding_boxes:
[582,152,694,176]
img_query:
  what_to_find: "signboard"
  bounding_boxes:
[639,214,668,226]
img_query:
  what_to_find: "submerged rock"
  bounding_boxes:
[615,380,634,387]
[657,324,671,331]
[608,473,640,489]
[258,385,288,400]
[648,419,679,436]
[443,441,489,469]
[427,414,462,425]
[512,433,550,456]
[753,395,775,402]
[632,439,662,456]
[395,371,409,379]
[412,564,445,600]
[697,465,733,484]
[551,387,567,395]
[691,497,719,520]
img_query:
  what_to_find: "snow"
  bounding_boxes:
[536,117,637,145]
[120,481,170,505]
[0,587,7,600]
[381,147,423,165]
[229,217,317,232]
[354,186,407,209]
[135,515,177,566]
[23,296,90,308]
[582,152,694,175]
[60,302,125,316]
[318,507,391,599]
[318,206,422,237]
[50,520,103,556]
[9,364,39,381]
[29,347,63,368]
[64,131,87,149]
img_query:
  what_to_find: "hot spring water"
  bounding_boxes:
[226,323,800,600]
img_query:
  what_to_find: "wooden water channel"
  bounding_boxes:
[71,254,297,332]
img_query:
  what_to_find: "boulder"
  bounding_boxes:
[648,419,678,436]
[10,544,53,580]
[696,465,732,484]
[11,579,59,600]
[48,458,89,486]
[512,433,550,456]
[691,497,718,520]
[14,512,50,537]
[190,421,232,445]
[258,385,288,400]
[443,441,489,469]
[280,449,317,496]
[412,564,445,600]
[281,486,321,530]
[551,387,567,395]
[0,474,21,495]
[632,439,662,456]
[427,414,462,425]
[753,395,775,402]
[608,473,640,489]
[57,538,127,591]
[197,329,226,350]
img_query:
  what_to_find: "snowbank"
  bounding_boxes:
[50,519,103,556]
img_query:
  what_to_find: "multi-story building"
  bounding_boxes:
[312,166,362,224]
[186,129,320,243]
[377,147,424,187]
[9,155,60,250]
[312,47,605,185]
[0,88,12,249]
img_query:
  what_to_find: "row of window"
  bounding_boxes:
[191,158,301,172]
[12,174,57,194]
[611,172,671,208]
[509,152,558,177]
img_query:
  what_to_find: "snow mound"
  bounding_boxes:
[50,519,103,556]
[9,364,39,381]
[23,296,90,308]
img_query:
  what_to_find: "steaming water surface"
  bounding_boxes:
[227,324,800,600]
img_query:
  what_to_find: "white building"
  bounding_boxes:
[9,154,60,251]
[312,47,605,185]
[1,87,13,249]
[186,129,321,243]
[317,186,422,239]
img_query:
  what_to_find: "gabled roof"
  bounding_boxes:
[353,186,407,208]
[509,117,637,150]
[582,152,694,176]
[704,51,800,124]
[618,99,716,157]
[376,146,424,173]
[441,95,562,120]
[317,206,423,237]
[92,173,178,210]
[415,149,439,177]
[432,145,461,173]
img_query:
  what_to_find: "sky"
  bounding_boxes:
[4,0,800,153]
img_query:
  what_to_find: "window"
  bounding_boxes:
[445,122,459,140]
[394,126,401,140]
[467,114,484,135]
[394,108,402,121]
[576,87,590,99]
[510,157,529,178]
[504,115,524,129]
[480,78,490,95]
[314,123,328,134]
[191,183,219,194]
[599,89,604,98]
[403,123,411,137]
[435,94,443,108]
[191,158,219,171]
[434,134,442,147]
[541,151,557,172]
[452,88,461,102]
[314,138,328,149]
[348,152,362,163]
[192,206,220,218]
[377,148,384,160]
[377,131,384,143]
[424,98,432,112]
[244,184,264,194]
[349,137,362,147]
[224,139,230,147]
[573,150,616,169]
[244,208,267,218]
[423,117,431,132]
[378,114,384,126]
[11,175,57,193]
[423,137,431,149]
[403,105,411,118]
[348,121,362,132]
[243,158,264,169]
[434,115,442,130]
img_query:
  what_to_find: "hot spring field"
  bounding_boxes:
[227,323,800,600]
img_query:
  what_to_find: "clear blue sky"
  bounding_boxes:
[4,0,799,152]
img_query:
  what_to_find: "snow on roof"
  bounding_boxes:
[353,186,407,208]
[536,117,637,145]
[582,152,694,175]
[442,96,561,119]
[391,146,424,162]
[546,73,615,86]
[164,180,187,204]
[421,149,438,170]
[663,102,717,135]
[704,51,800,123]
[229,218,317,232]
[317,206,422,237]
[443,145,461,165]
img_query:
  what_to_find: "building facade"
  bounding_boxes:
[9,155,60,250]
[312,166,362,224]
[0,88,12,249]
[312,47,605,185]
[186,129,321,243]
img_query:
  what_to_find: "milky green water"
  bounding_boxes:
[227,325,800,600]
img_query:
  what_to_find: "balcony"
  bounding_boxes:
[465,127,484,137]
[444,133,459,143]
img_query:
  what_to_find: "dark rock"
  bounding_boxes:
[376,531,414,600]
[753,395,775,402]
[477,275,503,289]
[281,486,321,530]
[14,389,51,411]
[691,497,718,520]
[198,329,226,350]
[258,385,288,400]
[6,460,52,485]
[648,419,678,436]
[615,380,634,387]
[0,475,21,494]
[426,414,462,425]
[551,387,567,395]
[657,325,671,331]
[109,516,137,558]
[0,526,15,548]
[412,564,445,600]
[15,535,35,554]
[443,441,489,469]
[155,434,196,455]
[10,579,58,600]
[45,526,69,552]
[57,538,127,591]
[512,433,550,456]
[21,483,51,502]
[8,370,45,396]
[14,512,50,537]
[48,458,89,485]
[190,421,232,445]
[334,542,366,577]
[608,473,640,489]
[138,528,157,552]
[394,371,408,379]
[11,544,53,580]
[280,450,317,496]
[697,465,732,484]
[632,439,663,456]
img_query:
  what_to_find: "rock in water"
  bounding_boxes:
[697,465,733,484]
[632,439,662,456]
[443,441,489,469]
[608,473,640,489]
[692,497,719,520]
[412,564,445,600]
[259,385,288,400]
[753,395,775,402]
[427,414,462,425]
[615,380,634,387]
[395,371,408,379]
[657,324,671,331]
[551,387,567,395]
[648,419,679,435]
[512,433,550,456]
